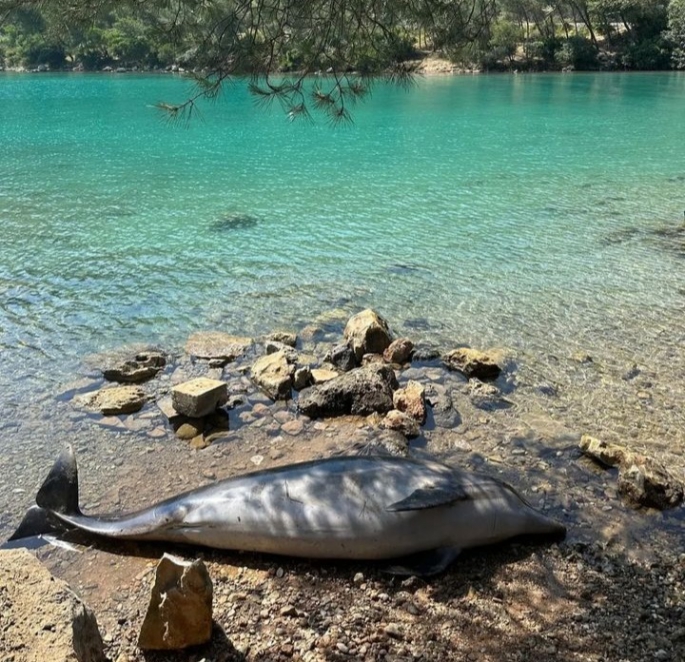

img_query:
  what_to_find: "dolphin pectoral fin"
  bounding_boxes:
[386,484,469,511]
[382,547,462,576]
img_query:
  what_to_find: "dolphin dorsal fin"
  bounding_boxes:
[35,445,80,515]
[386,482,469,512]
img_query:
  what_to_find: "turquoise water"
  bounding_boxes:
[1,72,684,451]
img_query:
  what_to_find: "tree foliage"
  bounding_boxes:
[0,0,681,119]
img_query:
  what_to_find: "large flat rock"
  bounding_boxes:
[0,549,106,662]
[185,331,253,361]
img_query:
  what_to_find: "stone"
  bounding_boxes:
[0,549,106,662]
[382,410,421,438]
[156,396,182,421]
[251,350,293,400]
[185,331,253,362]
[361,353,385,366]
[172,378,228,417]
[444,348,502,380]
[393,380,426,423]
[344,309,393,362]
[324,343,357,372]
[618,460,684,510]
[103,351,166,384]
[383,338,414,364]
[425,384,461,428]
[265,340,299,363]
[469,379,511,410]
[281,419,304,435]
[298,364,398,418]
[82,385,147,416]
[579,435,628,468]
[292,366,312,391]
[174,418,205,440]
[411,345,441,361]
[265,331,298,347]
[190,435,211,450]
[311,368,339,384]
[138,554,213,650]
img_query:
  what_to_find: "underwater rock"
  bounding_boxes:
[185,331,253,363]
[443,348,502,380]
[80,385,148,416]
[251,350,293,400]
[102,350,166,384]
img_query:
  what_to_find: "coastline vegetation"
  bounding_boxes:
[1,1,684,121]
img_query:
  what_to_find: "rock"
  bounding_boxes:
[103,351,166,384]
[156,395,182,421]
[311,368,339,384]
[444,348,502,380]
[618,461,684,510]
[571,351,593,364]
[579,435,684,510]
[361,353,386,366]
[251,350,293,400]
[172,378,228,417]
[292,366,312,391]
[298,364,398,418]
[82,385,147,415]
[265,331,298,347]
[469,379,511,410]
[190,435,211,450]
[324,343,357,372]
[411,345,441,361]
[265,340,298,363]
[579,435,628,468]
[174,418,205,440]
[0,549,106,662]
[425,384,460,428]
[383,338,414,364]
[185,331,253,362]
[382,410,420,438]
[281,419,304,435]
[344,309,393,362]
[393,380,426,423]
[138,554,213,650]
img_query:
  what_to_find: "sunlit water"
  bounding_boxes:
[1,72,684,542]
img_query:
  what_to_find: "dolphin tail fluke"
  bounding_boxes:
[7,446,81,541]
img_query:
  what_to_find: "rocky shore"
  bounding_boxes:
[2,307,685,662]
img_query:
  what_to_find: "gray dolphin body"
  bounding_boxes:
[9,447,566,575]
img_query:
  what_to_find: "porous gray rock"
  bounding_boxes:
[344,309,393,361]
[298,364,398,418]
[311,368,339,384]
[251,350,293,400]
[172,378,228,417]
[425,383,461,428]
[383,338,414,364]
[443,348,502,380]
[138,554,213,651]
[185,331,253,363]
[469,379,511,410]
[393,380,426,423]
[618,461,684,510]
[324,343,357,372]
[0,549,106,662]
[102,350,166,383]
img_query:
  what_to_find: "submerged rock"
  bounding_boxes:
[0,549,106,662]
[265,331,298,347]
[102,350,166,384]
[469,379,511,411]
[443,348,502,380]
[138,554,213,651]
[618,461,684,510]
[579,435,627,468]
[80,385,148,416]
[344,309,393,362]
[298,364,398,418]
[185,331,253,363]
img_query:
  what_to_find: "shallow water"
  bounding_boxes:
[0,72,684,546]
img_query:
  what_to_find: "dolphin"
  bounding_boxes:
[8,446,566,575]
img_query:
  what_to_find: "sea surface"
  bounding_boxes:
[1,72,684,541]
